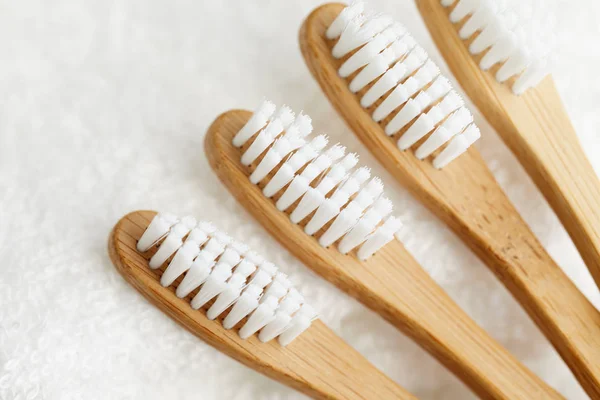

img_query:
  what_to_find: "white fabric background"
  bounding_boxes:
[1,0,599,399]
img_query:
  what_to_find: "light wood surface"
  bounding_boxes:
[108,210,416,400]
[298,3,600,398]
[205,109,562,399]
[414,0,600,293]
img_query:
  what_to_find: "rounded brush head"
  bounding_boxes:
[136,212,317,346]
[235,101,404,260]
[327,1,481,168]
[442,0,556,94]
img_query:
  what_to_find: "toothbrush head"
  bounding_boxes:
[233,100,404,260]
[110,211,415,399]
[440,0,555,94]
[319,2,481,168]
[114,210,316,347]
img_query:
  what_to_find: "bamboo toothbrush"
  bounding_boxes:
[109,210,415,400]
[298,2,600,397]
[414,0,600,292]
[205,101,562,399]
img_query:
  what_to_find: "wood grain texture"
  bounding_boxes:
[108,210,416,400]
[205,110,562,399]
[414,0,600,294]
[298,3,600,398]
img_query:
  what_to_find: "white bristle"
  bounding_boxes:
[233,259,257,279]
[387,75,452,140]
[362,43,429,109]
[256,261,278,277]
[496,46,529,83]
[137,213,177,252]
[349,39,416,93]
[442,0,553,93]
[374,196,394,215]
[206,273,247,320]
[324,144,346,161]
[198,221,217,235]
[338,196,393,254]
[250,129,306,184]
[262,135,328,198]
[275,144,345,212]
[189,260,233,310]
[304,197,340,236]
[263,273,291,301]
[214,232,232,248]
[236,101,405,259]
[357,216,403,260]
[433,124,481,168]
[326,0,365,39]
[219,248,243,268]
[149,217,196,269]
[412,60,440,87]
[259,295,302,342]
[305,167,369,235]
[239,296,279,339]
[286,288,304,304]
[160,234,204,287]
[332,13,393,58]
[385,92,428,137]
[278,304,318,346]
[289,153,357,223]
[241,106,294,166]
[337,152,359,171]
[319,177,383,247]
[361,64,404,109]
[245,251,264,267]
[332,14,366,58]
[339,23,405,78]
[233,100,277,147]
[248,269,273,290]
[230,240,250,257]
[460,0,506,40]
[176,237,224,298]
[223,284,262,329]
[372,80,413,123]
[397,89,464,152]
[328,2,481,165]
[450,0,480,22]
[288,112,313,138]
[480,32,518,70]
[346,166,371,188]
[137,214,316,345]
[276,106,295,129]
[438,91,464,114]
[512,58,548,95]
[415,108,473,160]
[397,113,434,151]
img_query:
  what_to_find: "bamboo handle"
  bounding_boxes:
[415,0,600,290]
[109,210,416,400]
[507,79,600,291]
[205,110,562,399]
[459,199,600,398]
[350,240,563,400]
[299,3,600,397]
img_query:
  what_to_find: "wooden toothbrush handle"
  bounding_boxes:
[415,0,600,290]
[300,2,599,396]
[354,241,564,400]
[491,78,600,292]
[111,211,416,400]
[205,110,562,399]
[463,218,600,398]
